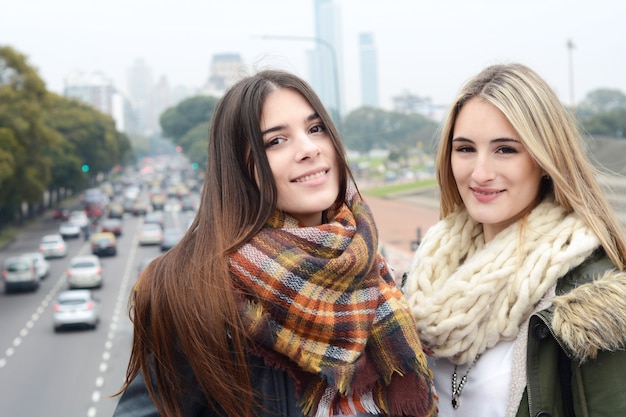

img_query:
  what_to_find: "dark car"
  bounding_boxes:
[90,232,117,257]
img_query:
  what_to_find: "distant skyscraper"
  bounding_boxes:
[201,53,246,98]
[359,32,379,108]
[126,59,155,135]
[309,0,343,119]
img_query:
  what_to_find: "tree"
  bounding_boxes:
[341,107,439,153]
[160,96,219,143]
[0,46,55,224]
[578,89,626,115]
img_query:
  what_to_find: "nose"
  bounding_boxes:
[295,133,321,161]
[471,153,495,183]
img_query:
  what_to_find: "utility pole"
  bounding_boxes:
[567,38,576,110]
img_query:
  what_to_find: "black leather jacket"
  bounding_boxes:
[112,353,307,417]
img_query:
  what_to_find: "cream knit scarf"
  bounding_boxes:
[403,199,600,364]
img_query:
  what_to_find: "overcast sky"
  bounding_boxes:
[3,0,625,113]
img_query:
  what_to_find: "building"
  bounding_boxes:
[309,0,344,119]
[359,32,379,108]
[201,53,246,98]
[126,58,155,135]
[63,71,126,131]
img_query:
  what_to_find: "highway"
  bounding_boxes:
[0,198,195,417]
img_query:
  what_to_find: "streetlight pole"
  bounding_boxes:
[567,38,576,110]
[257,34,341,121]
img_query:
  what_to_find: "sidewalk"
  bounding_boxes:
[363,191,440,281]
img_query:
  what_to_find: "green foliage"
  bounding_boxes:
[0,45,134,227]
[578,89,626,115]
[581,109,626,138]
[362,178,438,198]
[160,96,219,141]
[341,107,439,153]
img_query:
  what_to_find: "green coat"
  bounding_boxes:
[517,248,626,417]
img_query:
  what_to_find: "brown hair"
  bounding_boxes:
[117,70,354,416]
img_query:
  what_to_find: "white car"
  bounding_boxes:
[22,252,50,280]
[69,210,89,228]
[2,256,40,293]
[66,255,103,289]
[138,223,163,246]
[39,234,68,259]
[53,289,100,331]
[59,221,81,239]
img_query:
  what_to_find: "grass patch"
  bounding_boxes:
[362,178,437,198]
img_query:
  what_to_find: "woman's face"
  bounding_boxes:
[451,98,543,242]
[260,88,339,226]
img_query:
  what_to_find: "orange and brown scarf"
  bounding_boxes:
[229,186,436,417]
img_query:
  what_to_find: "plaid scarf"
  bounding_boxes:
[229,186,436,417]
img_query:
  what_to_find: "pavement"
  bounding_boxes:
[363,187,440,283]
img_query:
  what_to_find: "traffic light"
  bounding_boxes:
[81,164,90,173]
[191,162,199,170]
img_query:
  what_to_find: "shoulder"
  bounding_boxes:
[552,247,626,362]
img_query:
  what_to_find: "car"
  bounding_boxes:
[100,218,123,236]
[66,255,103,289]
[90,232,117,257]
[22,252,50,280]
[69,210,89,228]
[150,192,166,210]
[138,223,163,246]
[180,194,199,212]
[107,203,124,219]
[131,199,150,216]
[53,289,100,331]
[144,211,164,229]
[160,227,184,252]
[53,208,70,221]
[59,220,81,239]
[38,234,68,259]
[2,256,40,293]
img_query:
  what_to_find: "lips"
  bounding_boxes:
[293,170,328,183]
[471,187,503,196]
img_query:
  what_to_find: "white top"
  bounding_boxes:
[428,340,515,416]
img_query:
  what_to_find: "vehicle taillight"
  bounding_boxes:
[2,270,7,277]
[85,300,94,309]
[53,304,61,312]
[66,270,72,277]
[57,244,64,250]
[96,267,102,274]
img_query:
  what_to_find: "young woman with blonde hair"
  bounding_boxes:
[404,63,626,416]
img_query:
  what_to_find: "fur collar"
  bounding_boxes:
[552,268,626,363]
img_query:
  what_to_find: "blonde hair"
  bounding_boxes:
[436,63,626,269]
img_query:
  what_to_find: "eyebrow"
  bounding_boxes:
[452,137,520,144]
[261,112,321,136]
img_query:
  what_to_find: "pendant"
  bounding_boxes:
[452,397,460,409]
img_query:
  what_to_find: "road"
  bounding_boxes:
[0,191,438,417]
[364,190,440,280]
[0,198,197,417]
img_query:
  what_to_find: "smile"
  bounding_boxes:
[293,170,327,183]
[471,188,503,195]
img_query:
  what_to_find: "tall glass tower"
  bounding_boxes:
[309,0,343,119]
[359,32,379,108]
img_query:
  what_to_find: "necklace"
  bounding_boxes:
[451,354,481,409]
